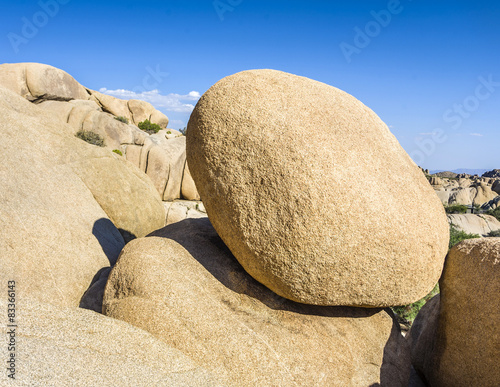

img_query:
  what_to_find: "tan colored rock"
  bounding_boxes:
[150,109,169,129]
[447,214,500,236]
[81,110,135,149]
[449,187,475,206]
[146,135,187,201]
[128,99,152,124]
[429,176,443,187]
[90,89,132,120]
[181,162,201,200]
[25,62,90,101]
[163,201,207,225]
[492,180,500,195]
[72,156,165,241]
[435,189,451,205]
[38,100,75,123]
[2,298,219,386]
[473,183,498,206]
[0,63,31,98]
[0,86,124,307]
[410,239,500,387]
[458,178,472,188]
[481,195,500,211]
[407,295,440,386]
[104,218,410,386]
[125,144,144,170]
[187,69,449,307]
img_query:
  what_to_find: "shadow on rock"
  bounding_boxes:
[149,218,381,319]
[92,218,125,265]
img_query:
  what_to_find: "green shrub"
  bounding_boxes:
[486,207,500,222]
[449,223,480,248]
[445,204,468,214]
[75,130,105,147]
[487,229,500,237]
[114,116,129,124]
[112,149,123,156]
[391,283,440,324]
[138,119,161,134]
[167,130,171,134]
[179,127,187,136]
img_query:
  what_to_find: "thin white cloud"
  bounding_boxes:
[469,133,484,137]
[99,88,200,113]
[169,119,186,128]
[419,132,438,136]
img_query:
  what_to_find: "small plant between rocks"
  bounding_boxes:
[391,223,481,328]
[112,149,123,156]
[487,229,500,237]
[114,116,129,124]
[75,130,105,147]
[138,119,161,134]
[445,204,468,214]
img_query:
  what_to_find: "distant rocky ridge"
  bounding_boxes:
[427,169,500,209]
[430,168,489,176]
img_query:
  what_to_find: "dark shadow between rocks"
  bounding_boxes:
[368,308,412,386]
[118,228,137,245]
[84,218,126,313]
[92,218,126,265]
[148,218,381,319]
[79,267,111,313]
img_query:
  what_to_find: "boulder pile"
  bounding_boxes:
[0,62,199,201]
[2,64,496,386]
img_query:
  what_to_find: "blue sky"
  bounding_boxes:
[1,0,499,170]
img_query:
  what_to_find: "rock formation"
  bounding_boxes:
[0,298,219,386]
[0,85,165,307]
[0,62,199,202]
[447,214,500,236]
[187,69,449,307]
[408,238,500,386]
[104,218,410,386]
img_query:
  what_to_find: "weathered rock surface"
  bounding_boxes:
[0,85,163,307]
[0,62,90,101]
[0,62,199,202]
[447,214,500,236]
[73,156,165,241]
[104,218,410,386]
[0,298,219,386]
[409,239,500,386]
[163,200,207,226]
[481,195,500,211]
[187,69,449,307]
[407,295,440,385]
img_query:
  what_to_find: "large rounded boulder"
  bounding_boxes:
[187,69,449,307]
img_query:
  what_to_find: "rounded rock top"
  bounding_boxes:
[187,69,449,307]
